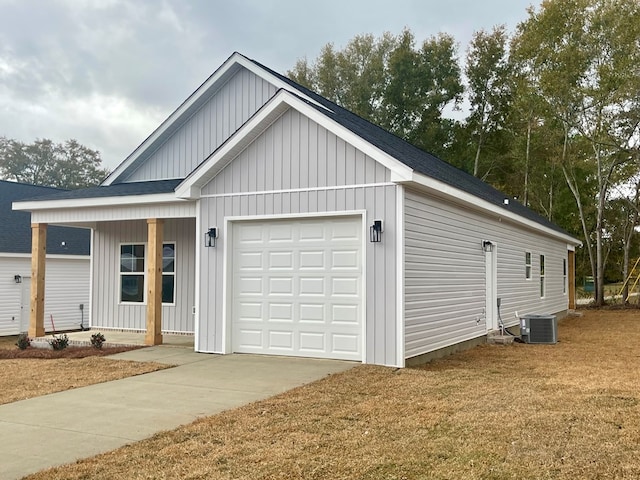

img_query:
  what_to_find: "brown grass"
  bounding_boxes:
[0,335,169,405]
[23,309,640,479]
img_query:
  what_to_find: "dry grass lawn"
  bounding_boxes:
[0,335,169,405]
[23,309,640,479]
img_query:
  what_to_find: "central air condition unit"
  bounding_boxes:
[520,314,557,344]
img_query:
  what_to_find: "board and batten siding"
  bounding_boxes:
[91,218,196,334]
[404,188,569,359]
[125,68,278,182]
[198,109,399,366]
[0,255,90,336]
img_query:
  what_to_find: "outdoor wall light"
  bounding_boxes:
[370,220,383,243]
[205,227,218,247]
[482,240,494,252]
[14,275,22,284]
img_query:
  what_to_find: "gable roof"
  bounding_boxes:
[245,58,575,240]
[0,180,90,255]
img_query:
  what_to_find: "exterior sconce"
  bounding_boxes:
[482,240,494,252]
[370,220,383,243]
[14,275,22,284]
[205,227,218,247]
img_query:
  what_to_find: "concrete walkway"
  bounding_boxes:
[0,347,354,479]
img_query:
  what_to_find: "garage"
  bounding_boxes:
[231,215,363,361]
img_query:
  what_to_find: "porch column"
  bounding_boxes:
[29,223,47,338]
[145,218,164,346]
[568,250,576,310]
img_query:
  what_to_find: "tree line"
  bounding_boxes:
[288,0,640,305]
[0,137,108,190]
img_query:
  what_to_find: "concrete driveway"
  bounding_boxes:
[0,347,354,480]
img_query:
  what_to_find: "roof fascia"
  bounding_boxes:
[405,171,583,246]
[176,90,413,199]
[103,53,324,186]
[13,192,182,212]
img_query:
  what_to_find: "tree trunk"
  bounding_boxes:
[524,119,531,206]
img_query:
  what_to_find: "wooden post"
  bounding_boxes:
[29,223,47,338]
[568,250,576,310]
[145,218,164,346]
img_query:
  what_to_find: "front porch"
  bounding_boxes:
[32,329,195,349]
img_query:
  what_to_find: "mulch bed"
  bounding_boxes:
[0,345,145,359]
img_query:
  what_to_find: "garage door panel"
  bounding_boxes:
[299,277,325,295]
[232,216,362,361]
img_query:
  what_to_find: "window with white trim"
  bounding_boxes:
[540,254,546,298]
[120,244,145,303]
[119,243,176,304]
[162,243,175,304]
[563,258,567,295]
[525,251,532,280]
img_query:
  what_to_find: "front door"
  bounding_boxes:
[19,277,31,333]
[484,243,498,331]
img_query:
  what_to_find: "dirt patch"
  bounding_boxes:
[22,309,640,479]
[0,336,169,406]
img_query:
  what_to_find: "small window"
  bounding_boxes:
[120,244,145,303]
[162,243,176,304]
[525,252,532,280]
[563,258,567,295]
[540,254,546,298]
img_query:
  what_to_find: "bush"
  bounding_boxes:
[49,333,69,351]
[15,333,31,350]
[90,332,106,349]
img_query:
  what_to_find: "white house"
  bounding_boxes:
[14,53,580,366]
[1,180,90,336]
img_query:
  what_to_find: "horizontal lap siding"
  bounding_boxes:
[126,69,278,182]
[92,218,196,333]
[0,256,89,335]
[198,110,398,366]
[405,189,569,359]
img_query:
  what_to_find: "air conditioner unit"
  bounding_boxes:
[520,314,557,344]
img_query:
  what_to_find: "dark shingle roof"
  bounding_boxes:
[248,57,573,238]
[0,180,90,255]
[20,178,183,202]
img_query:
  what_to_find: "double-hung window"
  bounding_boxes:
[525,252,532,280]
[563,258,567,295]
[120,244,145,303]
[119,243,176,304]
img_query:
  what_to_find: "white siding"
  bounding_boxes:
[198,110,398,366]
[91,218,196,333]
[126,68,278,182]
[31,202,196,225]
[404,188,569,359]
[0,255,90,336]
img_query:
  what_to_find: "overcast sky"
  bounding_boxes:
[0,0,535,171]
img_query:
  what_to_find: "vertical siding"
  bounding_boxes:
[92,218,196,333]
[197,111,398,365]
[125,69,278,182]
[0,256,90,335]
[404,188,569,359]
[201,109,390,195]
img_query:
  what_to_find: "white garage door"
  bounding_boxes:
[232,216,363,361]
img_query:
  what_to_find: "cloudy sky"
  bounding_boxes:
[0,0,535,171]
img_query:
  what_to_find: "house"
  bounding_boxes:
[14,53,581,366]
[1,180,90,335]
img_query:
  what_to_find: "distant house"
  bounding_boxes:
[1,180,90,335]
[15,53,581,366]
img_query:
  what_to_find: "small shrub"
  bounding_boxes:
[15,333,31,350]
[90,332,106,349]
[49,333,69,351]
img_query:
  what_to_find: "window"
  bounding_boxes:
[119,243,176,304]
[540,254,545,298]
[525,252,532,280]
[162,243,175,304]
[563,258,567,295]
[120,244,145,303]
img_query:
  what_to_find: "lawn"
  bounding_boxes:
[0,335,169,405]
[21,309,640,479]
